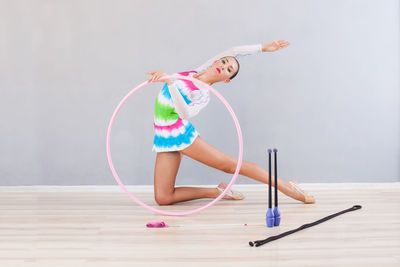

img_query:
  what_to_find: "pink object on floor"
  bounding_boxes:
[146,221,168,228]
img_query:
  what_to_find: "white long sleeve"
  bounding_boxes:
[194,44,262,73]
[167,83,210,120]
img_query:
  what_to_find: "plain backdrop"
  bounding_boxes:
[0,0,399,185]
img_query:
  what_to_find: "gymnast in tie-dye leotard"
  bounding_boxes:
[152,44,262,152]
[147,40,315,205]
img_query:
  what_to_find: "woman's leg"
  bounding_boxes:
[154,151,221,205]
[181,136,310,203]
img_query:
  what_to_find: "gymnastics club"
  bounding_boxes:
[266,149,274,227]
[273,148,281,226]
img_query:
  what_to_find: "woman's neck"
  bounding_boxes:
[193,71,215,86]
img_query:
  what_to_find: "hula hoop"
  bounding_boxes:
[106,75,243,216]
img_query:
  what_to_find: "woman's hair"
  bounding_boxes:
[229,57,240,80]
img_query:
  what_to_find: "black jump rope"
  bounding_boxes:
[249,148,362,247]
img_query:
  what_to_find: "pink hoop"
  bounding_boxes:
[106,75,243,216]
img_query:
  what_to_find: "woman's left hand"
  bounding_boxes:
[262,40,291,52]
[146,71,173,84]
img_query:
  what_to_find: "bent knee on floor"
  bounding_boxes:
[154,193,175,206]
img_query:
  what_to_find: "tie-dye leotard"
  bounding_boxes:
[152,44,262,152]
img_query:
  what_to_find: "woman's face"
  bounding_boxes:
[210,56,239,83]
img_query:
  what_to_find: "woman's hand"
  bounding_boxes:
[262,40,291,52]
[146,71,173,84]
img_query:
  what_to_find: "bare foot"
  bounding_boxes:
[289,180,315,204]
[216,182,245,200]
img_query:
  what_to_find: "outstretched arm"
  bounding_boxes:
[194,44,261,73]
[194,40,291,72]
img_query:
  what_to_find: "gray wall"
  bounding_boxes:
[1,0,399,186]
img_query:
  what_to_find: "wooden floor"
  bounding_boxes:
[0,183,399,267]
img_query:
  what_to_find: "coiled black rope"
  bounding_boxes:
[249,205,362,247]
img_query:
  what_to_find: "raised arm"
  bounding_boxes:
[194,44,262,73]
[194,40,291,73]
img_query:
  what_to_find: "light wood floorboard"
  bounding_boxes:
[0,183,399,267]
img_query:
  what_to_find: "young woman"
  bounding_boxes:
[147,40,315,205]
